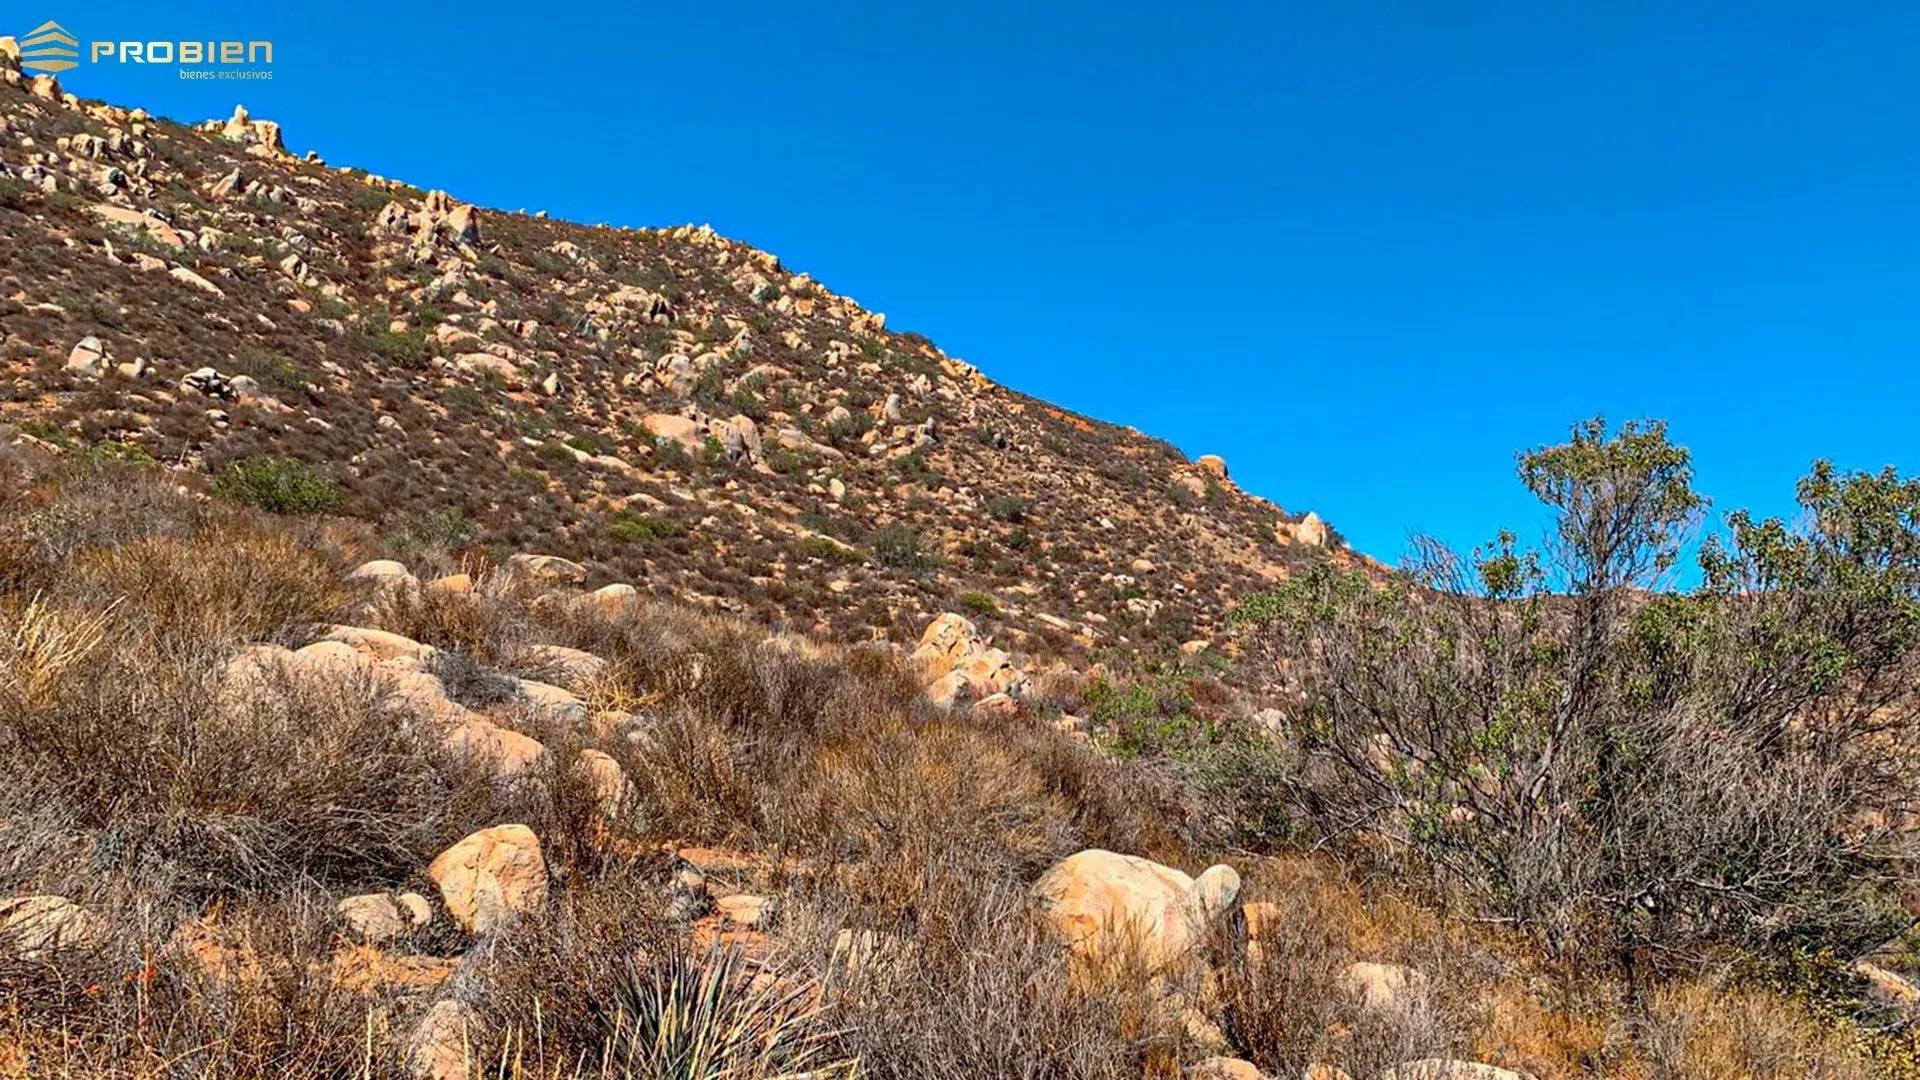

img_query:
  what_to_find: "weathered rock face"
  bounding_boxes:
[1031,849,1240,971]
[211,104,288,157]
[515,643,608,693]
[1344,959,1428,1013]
[1379,1062,1531,1080]
[426,824,549,934]
[410,998,479,1080]
[911,612,1030,706]
[584,582,639,616]
[574,749,628,821]
[347,558,421,597]
[506,553,587,586]
[1294,511,1329,548]
[64,335,107,376]
[913,612,980,676]
[641,412,704,452]
[1196,455,1229,480]
[0,895,100,959]
[338,892,432,942]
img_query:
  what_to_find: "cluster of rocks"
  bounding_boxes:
[202,104,288,158]
[911,612,1030,712]
[639,409,764,468]
[1027,849,1531,1080]
[375,190,483,257]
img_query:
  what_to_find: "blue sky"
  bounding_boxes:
[34,1,1920,567]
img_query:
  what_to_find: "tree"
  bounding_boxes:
[1235,418,1919,974]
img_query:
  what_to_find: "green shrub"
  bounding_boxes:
[986,496,1030,524]
[825,412,874,448]
[958,590,999,617]
[799,536,861,565]
[212,457,344,514]
[537,441,579,466]
[652,437,695,473]
[608,512,685,544]
[352,326,430,370]
[565,432,619,457]
[872,524,937,574]
[239,352,308,390]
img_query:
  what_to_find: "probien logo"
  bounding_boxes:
[18,20,78,73]
[12,19,276,81]
[90,39,274,65]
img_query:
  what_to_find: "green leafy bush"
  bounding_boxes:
[352,326,430,370]
[212,457,344,514]
[239,352,308,390]
[958,590,1000,617]
[608,512,686,544]
[800,536,862,565]
[1237,417,1920,970]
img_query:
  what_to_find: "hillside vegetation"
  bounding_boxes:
[2,55,1919,1080]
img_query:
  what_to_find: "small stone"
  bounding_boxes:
[715,894,773,928]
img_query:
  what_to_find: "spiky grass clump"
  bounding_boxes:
[603,948,855,1080]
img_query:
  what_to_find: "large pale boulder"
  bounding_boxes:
[1379,1062,1530,1080]
[348,559,420,596]
[1032,849,1240,971]
[1293,512,1329,548]
[952,647,1027,698]
[914,613,980,674]
[1187,1058,1262,1080]
[321,624,437,664]
[515,644,608,692]
[584,582,639,616]
[641,413,704,452]
[1344,960,1428,1013]
[440,719,545,780]
[91,203,186,249]
[64,335,107,376]
[507,553,586,586]
[427,825,548,934]
[0,896,100,959]
[516,678,588,724]
[575,749,628,821]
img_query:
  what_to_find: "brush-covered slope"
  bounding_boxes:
[0,71,1355,662]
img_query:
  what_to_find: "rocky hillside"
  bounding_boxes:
[0,66,1355,664]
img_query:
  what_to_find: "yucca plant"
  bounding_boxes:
[602,947,857,1080]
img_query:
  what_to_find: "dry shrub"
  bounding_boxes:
[1216,871,1460,1079]
[0,890,414,1080]
[468,860,678,1072]
[1639,981,1871,1080]
[0,457,205,593]
[371,575,531,662]
[0,609,506,899]
[784,877,1173,1080]
[74,526,344,647]
[558,600,1201,908]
